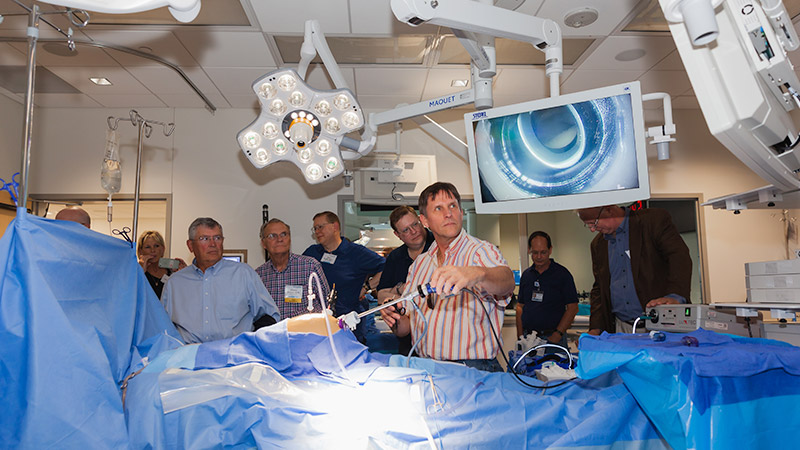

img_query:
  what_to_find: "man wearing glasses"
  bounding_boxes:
[577,205,692,335]
[376,206,435,355]
[256,218,330,319]
[303,211,385,343]
[380,182,515,372]
[161,217,280,344]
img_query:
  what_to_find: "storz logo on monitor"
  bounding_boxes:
[472,112,487,120]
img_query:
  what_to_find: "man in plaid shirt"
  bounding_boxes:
[256,219,330,319]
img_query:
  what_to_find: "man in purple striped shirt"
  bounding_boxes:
[256,219,330,319]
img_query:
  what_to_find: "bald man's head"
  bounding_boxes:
[55,207,91,228]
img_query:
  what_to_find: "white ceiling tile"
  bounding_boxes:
[354,68,427,97]
[0,43,26,65]
[81,30,199,67]
[252,0,351,34]
[174,31,275,67]
[492,67,573,100]
[512,0,547,15]
[353,95,429,110]
[33,93,102,107]
[88,94,166,108]
[561,69,643,93]
[671,95,700,109]
[650,50,686,71]
[204,67,277,96]
[537,0,643,37]
[223,94,261,110]
[577,36,676,71]
[422,67,473,100]
[637,70,693,97]
[157,93,230,109]
[9,41,120,67]
[303,65,356,91]
[348,0,440,35]
[126,66,220,96]
[47,66,150,95]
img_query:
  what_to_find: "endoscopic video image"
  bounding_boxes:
[474,93,639,202]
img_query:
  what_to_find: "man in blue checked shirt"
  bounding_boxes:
[256,218,330,319]
[161,217,280,344]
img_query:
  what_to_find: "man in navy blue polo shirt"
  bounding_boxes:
[303,211,384,343]
[516,231,578,348]
[377,205,434,355]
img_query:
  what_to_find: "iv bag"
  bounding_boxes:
[101,130,121,194]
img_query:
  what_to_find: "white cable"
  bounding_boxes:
[307,272,355,385]
[632,316,643,334]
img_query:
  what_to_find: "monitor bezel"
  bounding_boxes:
[464,81,650,214]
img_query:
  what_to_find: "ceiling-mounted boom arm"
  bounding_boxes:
[391,0,563,95]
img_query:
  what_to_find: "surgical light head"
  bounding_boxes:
[237,68,364,184]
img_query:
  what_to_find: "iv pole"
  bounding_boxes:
[107,111,175,242]
[8,0,90,211]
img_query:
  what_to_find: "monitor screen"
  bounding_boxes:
[464,82,650,213]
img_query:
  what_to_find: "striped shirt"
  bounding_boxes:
[403,229,510,361]
[255,253,330,319]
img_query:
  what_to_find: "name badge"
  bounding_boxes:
[285,285,303,304]
[321,253,337,264]
[532,280,544,302]
[160,274,170,284]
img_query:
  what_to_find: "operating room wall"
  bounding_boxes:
[412,107,799,303]
[18,103,798,303]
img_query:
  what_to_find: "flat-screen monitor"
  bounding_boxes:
[464,81,650,214]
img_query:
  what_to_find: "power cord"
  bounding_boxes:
[460,288,576,390]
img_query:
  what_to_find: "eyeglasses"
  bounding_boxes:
[196,235,223,243]
[583,206,605,230]
[398,220,422,236]
[265,231,289,240]
[311,222,334,232]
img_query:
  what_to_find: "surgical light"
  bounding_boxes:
[324,117,340,133]
[237,68,363,184]
[316,139,331,155]
[306,164,323,181]
[263,122,279,139]
[259,83,276,99]
[333,94,351,110]
[289,91,306,107]
[314,100,332,117]
[273,139,288,155]
[278,74,297,91]
[269,99,287,116]
[243,132,261,149]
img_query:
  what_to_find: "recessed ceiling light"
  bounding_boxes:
[564,8,599,29]
[451,79,469,87]
[615,49,647,62]
[90,77,113,86]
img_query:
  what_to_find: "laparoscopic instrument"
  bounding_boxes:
[337,283,437,331]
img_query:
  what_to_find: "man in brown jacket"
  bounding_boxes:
[578,205,692,334]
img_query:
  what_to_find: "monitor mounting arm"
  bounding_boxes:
[363,0,564,151]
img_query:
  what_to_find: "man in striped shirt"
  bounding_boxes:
[380,182,515,372]
[256,218,330,319]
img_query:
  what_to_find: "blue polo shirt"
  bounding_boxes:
[518,259,578,334]
[302,238,385,316]
[377,230,434,293]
